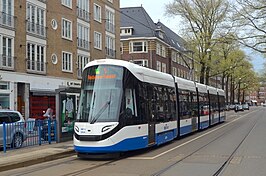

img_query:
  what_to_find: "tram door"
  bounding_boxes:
[148,122,155,146]
[147,86,156,146]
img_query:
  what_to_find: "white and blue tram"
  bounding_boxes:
[74,59,226,155]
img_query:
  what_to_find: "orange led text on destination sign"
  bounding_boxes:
[88,74,117,80]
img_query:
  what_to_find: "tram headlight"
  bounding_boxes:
[102,125,113,133]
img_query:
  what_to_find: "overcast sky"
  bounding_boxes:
[120,0,264,72]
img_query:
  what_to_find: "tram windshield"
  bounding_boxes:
[77,65,123,123]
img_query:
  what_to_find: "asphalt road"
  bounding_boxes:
[2,106,266,176]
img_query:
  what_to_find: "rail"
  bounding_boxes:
[1,119,57,153]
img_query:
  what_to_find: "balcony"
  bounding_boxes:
[26,59,46,74]
[38,0,47,3]
[0,12,15,29]
[77,7,89,22]
[106,48,115,58]
[106,22,115,34]
[77,38,90,50]
[26,21,46,38]
[0,55,14,70]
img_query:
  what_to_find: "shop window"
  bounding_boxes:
[0,94,10,109]
[0,82,10,90]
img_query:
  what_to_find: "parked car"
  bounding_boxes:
[242,104,249,110]
[235,104,244,112]
[0,110,28,148]
[229,104,236,110]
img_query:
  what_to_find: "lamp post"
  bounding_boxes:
[206,48,211,85]
[238,78,242,103]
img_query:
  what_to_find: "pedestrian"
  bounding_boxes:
[0,103,2,109]
[43,108,55,120]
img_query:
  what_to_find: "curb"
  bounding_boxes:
[0,150,75,172]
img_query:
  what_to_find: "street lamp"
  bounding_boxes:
[238,77,242,103]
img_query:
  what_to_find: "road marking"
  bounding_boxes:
[128,110,256,160]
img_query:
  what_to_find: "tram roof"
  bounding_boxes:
[85,59,175,87]
[207,86,217,95]
[195,82,207,93]
[174,76,196,91]
[217,89,225,96]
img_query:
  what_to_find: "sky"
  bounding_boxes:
[120,0,265,73]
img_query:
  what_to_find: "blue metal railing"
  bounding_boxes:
[1,119,57,153]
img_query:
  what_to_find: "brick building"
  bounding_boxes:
[120,6,195,80]
[0,0,120,119]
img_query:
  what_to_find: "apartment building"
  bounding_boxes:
[120,6,194,79]
[0,0,120,121]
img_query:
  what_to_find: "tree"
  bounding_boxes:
[233,0,266,54]
[165,0,230,84]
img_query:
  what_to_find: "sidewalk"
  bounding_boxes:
[0,140,75,172]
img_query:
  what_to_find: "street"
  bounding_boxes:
[1,106,266,176]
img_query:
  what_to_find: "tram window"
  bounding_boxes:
[179,90,191,120]
[191,92,198,117]
[125,88,137,117]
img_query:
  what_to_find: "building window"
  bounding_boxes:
[77,0,89,21]
[77,55,89,78]
[172,52,176,62]
[106,35,115,57]
[1,0,13,27]
[61,0,72,8]
[156,43,166,57]
[77,23,89,50]
[27,43,45,72]
[62,51,72,72]
[0,82,9,90]
[129,41,147,53]
[1,36,13,69]
[105,9,115,33]
[162,63,166,73]
[156,61,161,72]
[62,18,72,40]
[94,31,102,50]
[107,0,113,3]
[0,94,10,109]
[26,3,46,37]
[120,42,123,54]
[132,60,148,67]
[172,67,177,76]
[94,3,101,22]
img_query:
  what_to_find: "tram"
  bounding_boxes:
[74,59,226,156]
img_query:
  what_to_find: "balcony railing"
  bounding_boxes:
[26,59,46,74]
[106,22,115,33]
[77,7,89,22]
[0,12,15,28]
[0,55,14,70]
[77,38,90,50]
[106,48,115,58]
[26,21,46,37]
[38,0,47,3]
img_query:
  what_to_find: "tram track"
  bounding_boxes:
[151,108,261,176]
[4,108,262,176]
[211,109,260,176]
